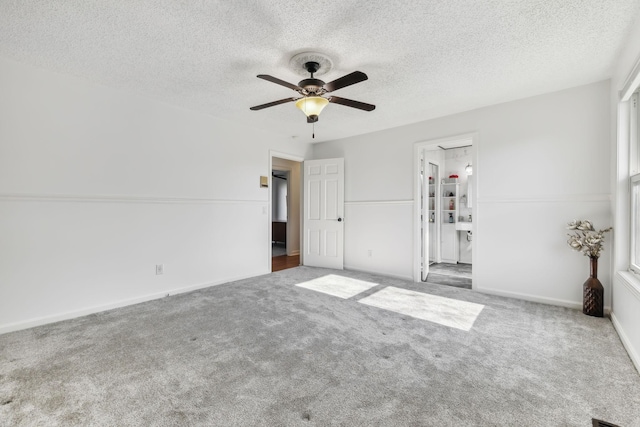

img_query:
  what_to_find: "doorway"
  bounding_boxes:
[414,134,476,288]
[271,154,302,272]
[271,169,289,258]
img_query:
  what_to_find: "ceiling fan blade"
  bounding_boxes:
[257,74,302,91]
[329,96,376,111]
[324,71,368,92]
[250,97,297,111]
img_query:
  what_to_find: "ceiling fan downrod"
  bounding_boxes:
[298,62,326,96]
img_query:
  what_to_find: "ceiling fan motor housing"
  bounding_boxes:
[298,78,325,94]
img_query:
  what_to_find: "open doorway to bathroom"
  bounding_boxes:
[414,135,475,289]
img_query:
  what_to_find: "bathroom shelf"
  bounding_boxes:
[441,182,459,224]
[427,179,437,224]
[441,181,459,264]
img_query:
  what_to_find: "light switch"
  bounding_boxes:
[260,176,268,188]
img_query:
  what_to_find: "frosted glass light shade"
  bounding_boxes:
[295,96,329,117]
[465,163,473,174]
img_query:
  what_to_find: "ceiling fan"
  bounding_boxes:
[249,61,375,124]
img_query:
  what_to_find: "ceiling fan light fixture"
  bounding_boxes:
[295,96,329,118]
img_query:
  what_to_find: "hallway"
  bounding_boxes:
[272,254,300,272]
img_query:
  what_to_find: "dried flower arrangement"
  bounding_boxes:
[566,220,612,258]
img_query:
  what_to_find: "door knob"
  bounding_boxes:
[338,217,343,222]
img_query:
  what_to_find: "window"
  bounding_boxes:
[631,92,640,274]
[631,175,640,273]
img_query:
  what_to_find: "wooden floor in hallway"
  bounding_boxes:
[272,254,300,272]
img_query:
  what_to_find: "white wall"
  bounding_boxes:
[610,12,640,372]
[313,80,612,308]
[344,201,414,279]
[0,56,311,333]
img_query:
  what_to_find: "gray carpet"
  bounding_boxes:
[1,266,639,426]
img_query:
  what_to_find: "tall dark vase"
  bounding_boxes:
[583,256,604,317]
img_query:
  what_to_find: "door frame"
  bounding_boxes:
[269,150,304,270]
[413,133,478,284]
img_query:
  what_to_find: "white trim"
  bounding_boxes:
[415,132,477,149]
[0,270,268,335]
[631,94,639,175]
[617,271,640,301]
[269,150,304,163]
[611,312,640,374]
[345,200,413,206]
[477,194,611,204]
[476,286,614,313]
[344,266,413,282]
[621,54,640,101]
[0,192,266,205]
[615,100,632,273]
[631,175,640,274]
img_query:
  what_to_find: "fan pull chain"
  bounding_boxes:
[312,122,315,139]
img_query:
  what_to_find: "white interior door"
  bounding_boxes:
[421,151,442,280]
[303,158,344,269]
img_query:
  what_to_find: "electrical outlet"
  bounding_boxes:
[156,264,164,275]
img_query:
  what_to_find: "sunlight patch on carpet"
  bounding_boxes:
[358,286,484,331]
[295,274,378,299]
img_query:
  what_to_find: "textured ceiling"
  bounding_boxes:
[1,1,639,143]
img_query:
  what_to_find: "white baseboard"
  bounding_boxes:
[0,270,268,335]
[287,250,300,256]
[474,286,611,314]
[611,312,640,375]
[344,265,413,282]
